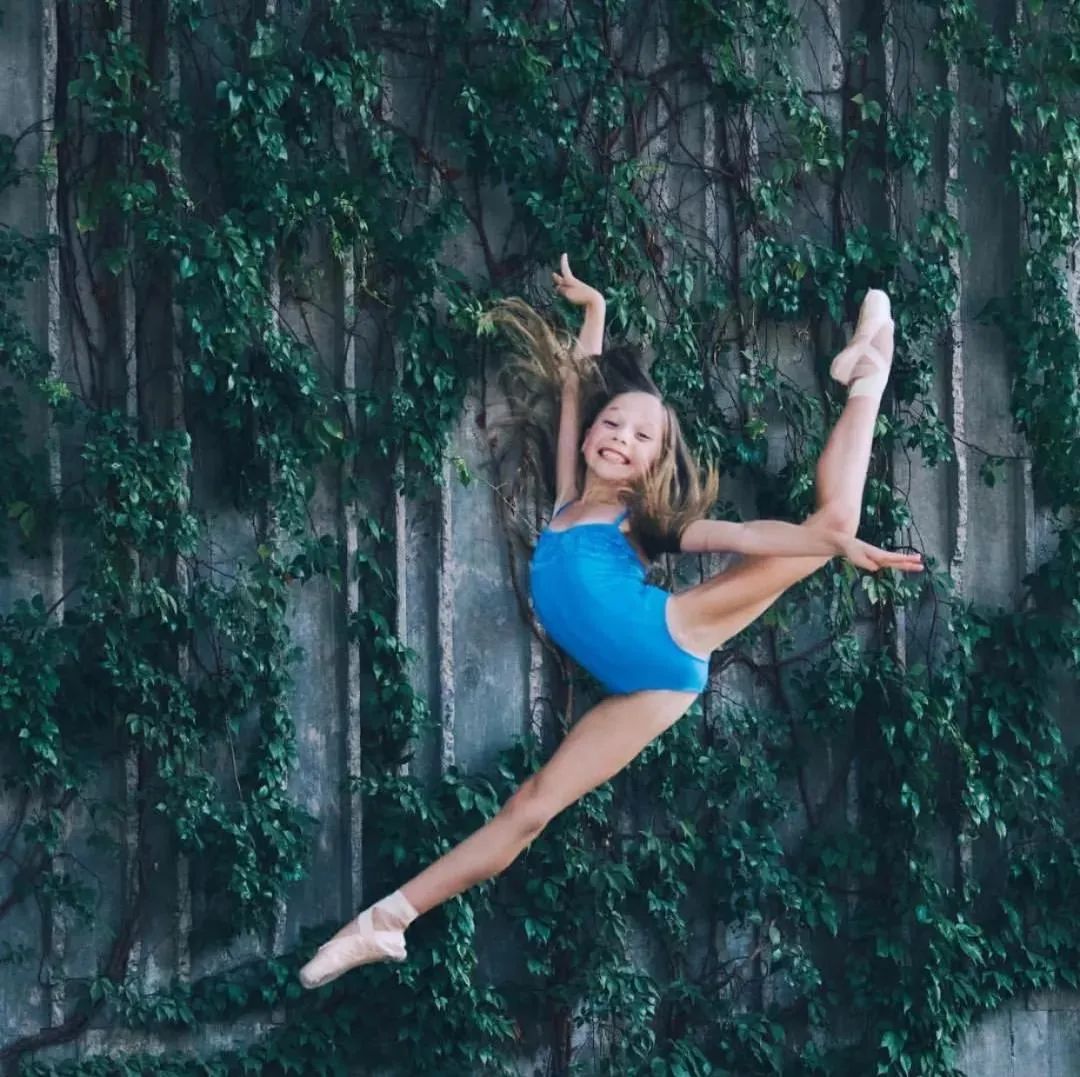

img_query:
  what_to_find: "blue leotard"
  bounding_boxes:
[529,503,709,695]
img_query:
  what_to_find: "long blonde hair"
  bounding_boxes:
[487,298,718,560]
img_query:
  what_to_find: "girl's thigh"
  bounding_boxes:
[528,690,697,816]
[667,552,831,656]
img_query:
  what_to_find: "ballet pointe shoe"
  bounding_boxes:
[298,907,406,988]
[299,890,418,990]
[829,289,893,388]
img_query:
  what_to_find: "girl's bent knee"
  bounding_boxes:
[501,780,556,842]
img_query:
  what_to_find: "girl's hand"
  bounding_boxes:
[836,535,924,573]
[552,253,605,308]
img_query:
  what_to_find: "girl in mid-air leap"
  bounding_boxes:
[300,255,920,988]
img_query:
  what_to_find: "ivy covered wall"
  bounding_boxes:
[2,0,1080,1074]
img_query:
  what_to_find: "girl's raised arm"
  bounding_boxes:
[552,254,605,510]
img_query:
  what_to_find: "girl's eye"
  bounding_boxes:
[602,420,617,427]
[636,432,651,441]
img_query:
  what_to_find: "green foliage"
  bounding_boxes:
[3,0,1080,1075]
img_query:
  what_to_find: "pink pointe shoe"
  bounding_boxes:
[298,907,406,989]
[299,890,418,989]
[829,289,893,389]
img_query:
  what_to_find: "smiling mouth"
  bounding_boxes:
[599,448,629,465]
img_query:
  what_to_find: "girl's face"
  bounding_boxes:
[582,391,666,482]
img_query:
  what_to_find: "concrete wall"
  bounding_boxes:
[1,0,1078,1073]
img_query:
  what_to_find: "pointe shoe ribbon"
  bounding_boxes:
[298,908,407,990]
[829,289,893,386]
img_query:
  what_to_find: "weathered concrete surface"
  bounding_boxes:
[957,995,1080,1077]
[0,0,55,1048]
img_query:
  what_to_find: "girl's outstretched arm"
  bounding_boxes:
[552,253,605,508]
[679,518,924,573]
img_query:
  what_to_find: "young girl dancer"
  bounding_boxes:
[299,255,922,989]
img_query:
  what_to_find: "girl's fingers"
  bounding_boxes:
[846,541,924,573]
[560,252,571,277]
[876,546,922,562]
[880,554,924,573]
[863,549,924,572]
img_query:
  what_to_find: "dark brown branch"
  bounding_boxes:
[0,897,141,1074]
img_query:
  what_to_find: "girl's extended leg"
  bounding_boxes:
[667,317,893,656]
[401,689,694,911]
[299,689,695,987]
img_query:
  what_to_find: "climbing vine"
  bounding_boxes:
[3,1,1080,1075]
